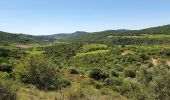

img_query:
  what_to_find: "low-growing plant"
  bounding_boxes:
[104,78,123,86]
[13,55,70,90]
[124,68,136,78]
[89,68,109,81]
[111,70,119,77]
[0,78,17,100]
[68,67,79,74]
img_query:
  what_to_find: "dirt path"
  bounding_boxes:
[152,58,158,66]
[16,45,33,49]
[166,60,170,67]
[121,50,131,56]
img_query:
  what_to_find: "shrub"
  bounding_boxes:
[68,68,79,74]
[0,72,10,79]
[13,55,69,90]
[0,48,9,57]
[124,68,136,78]
[148,65,170,100]
[114,64,123,72]
[104,78,123,86]
[0,77,17,100]
[57,80,71,89]
[0,62,13,73]
[89,69,109,81]
[111,70,119,77]
[94,82,103,89]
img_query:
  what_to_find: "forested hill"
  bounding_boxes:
[140,24,170,34]
[65,24,170,42]
[0,31,45,44]
[37,31,89,40]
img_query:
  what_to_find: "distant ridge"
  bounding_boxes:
[1,24,170,43]
[37,31,89,40]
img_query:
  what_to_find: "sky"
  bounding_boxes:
[0,0,170,35]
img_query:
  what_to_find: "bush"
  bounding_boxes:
[94,82,103,89]
[111,70,119,77]
[58,80,71,89]
[104,78,123,86]
[148,65,170,100]
[0,62,13,73]
[124,68,136,78]
[114,64,123,72]
[0,78,17,100]
[13,55,69,90]
[0,72,10,79]
[68,68,79,74]
[89,69,109,81]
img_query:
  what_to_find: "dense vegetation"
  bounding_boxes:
[0,25,170,100]
[0,31,49,44]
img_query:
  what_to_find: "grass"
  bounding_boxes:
[0,45,17,50]
[77,50,110,56]
[17,73,127,100]
[26,50,43,55]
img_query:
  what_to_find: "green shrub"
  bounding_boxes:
[147,65,170,100]
[13,55,69,90]
[58,80,71,89]
[68,67,79,74]
[111,70,119,77]
[94,82,103,89]
[0,78,17,100]
[124,68,136,78]
[104,78,123,86]
[89,69,109,81]
[0,72,10,79]
[114,64,123,72]
[0,62,13,73]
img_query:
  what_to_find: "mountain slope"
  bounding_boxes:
[0,31,43,44]
[65,25,170,42]
[38,31,89,40]
[140,24,170,34]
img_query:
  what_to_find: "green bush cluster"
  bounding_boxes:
[89,69,109,81]
[0,72,17,100]
[68,67,79,74]
[13,55,70,90]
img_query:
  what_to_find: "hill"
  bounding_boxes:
[1,24,170,44]
[0,31,47,44]
[64,25,170,44]
[140,24,170,34]
[38,31,89,40]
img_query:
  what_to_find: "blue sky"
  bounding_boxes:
[0,0,170,35]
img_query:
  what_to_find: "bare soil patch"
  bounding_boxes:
[16,45,33,49]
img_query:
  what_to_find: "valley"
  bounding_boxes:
[0,25,170,100]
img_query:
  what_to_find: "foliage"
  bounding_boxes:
[0,47,24,73]
[147,64,170,100]
[89,68,109,81]
[13,55,70,90]
[0,72,17,100]
[124,68,136,78]
[1,25,170,99]
[104,78,123,86]
[68,67,79,74]
[44,43,82,64]
[111,70,119,77]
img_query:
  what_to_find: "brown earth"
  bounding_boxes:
[16,45,33,49]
